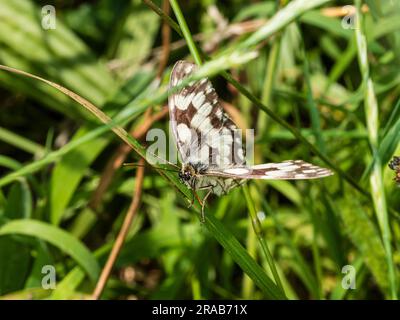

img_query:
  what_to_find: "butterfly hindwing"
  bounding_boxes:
[205,160,333,180]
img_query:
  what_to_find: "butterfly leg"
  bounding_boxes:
[189,184,214,222]
[189,190,208,222]
[187,190,195,208]
[193,191,204,208]
[187,179,214,222]
[187,179,199,209]
[200,188,213,223]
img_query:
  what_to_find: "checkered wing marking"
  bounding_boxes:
[205,160,333,180]
[168,60,245,168]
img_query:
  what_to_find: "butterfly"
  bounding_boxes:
[168,60,333,221]
[389,156,400,185]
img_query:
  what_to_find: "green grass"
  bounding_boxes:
[0,0,399,300]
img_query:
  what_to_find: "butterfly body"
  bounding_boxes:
[179,162,244,196]
[168,60,333,219]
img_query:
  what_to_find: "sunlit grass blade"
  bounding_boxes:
[354,0,396,298]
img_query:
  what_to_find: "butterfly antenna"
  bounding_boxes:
[123,162,180,173]
[144,150,181,170]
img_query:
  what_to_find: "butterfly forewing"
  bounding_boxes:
[169,60,245,169]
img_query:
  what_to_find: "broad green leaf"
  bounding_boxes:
[0,220,99,282]
[49,268,86,300]
[50,131,108,225]
[68,207,97,239]
[3,179,32,219]
[0,237,31,295]
[24,241,53,289]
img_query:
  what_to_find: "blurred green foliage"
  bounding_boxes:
[0,0,400,300]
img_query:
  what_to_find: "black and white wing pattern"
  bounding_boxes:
[169,60,245,170]
[389,156,400,185]
[168,60,333,197]
[205,160,333,180]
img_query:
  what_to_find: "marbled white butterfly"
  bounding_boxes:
[389,156,400,185]
[168,60,333,220]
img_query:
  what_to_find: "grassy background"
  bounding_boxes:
[0,0,400,300]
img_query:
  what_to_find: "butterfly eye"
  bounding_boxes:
[179,171,191,182]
